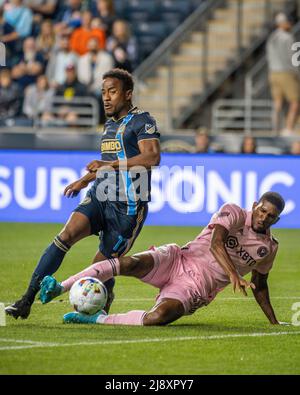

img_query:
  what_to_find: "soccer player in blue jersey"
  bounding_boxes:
[6,68,161,319]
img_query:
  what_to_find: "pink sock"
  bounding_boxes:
[61,258,120,291]
[97,310,146,326]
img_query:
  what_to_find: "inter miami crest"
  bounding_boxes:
[257,246,269,258]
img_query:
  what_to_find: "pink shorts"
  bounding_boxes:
[141,244,211,315]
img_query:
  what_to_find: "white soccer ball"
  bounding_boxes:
[69,277,108,315]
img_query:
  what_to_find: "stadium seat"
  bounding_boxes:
[126,0,158,17]
[190,0,207,11]
[126,11,151,23]
[159,0,192,18]
[137,35,161,59]
[124,1,198,63]
[160,10,184,22]
[114,0,127,16]
[134,21,168,59]
[133,21,167,40]
[160,12,183,33]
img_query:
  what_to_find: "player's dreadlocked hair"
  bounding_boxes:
[103,68,134,92]
[259,192,285,213]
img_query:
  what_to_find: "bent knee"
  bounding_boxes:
[59,229,74,245]
[142,310,170,326]
[59,228,83,246]
[143,300,185,326]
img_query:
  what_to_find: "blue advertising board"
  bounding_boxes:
[0,150,299,227]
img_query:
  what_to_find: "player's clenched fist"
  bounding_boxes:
[64,179,89,198]
[86,160,108,172]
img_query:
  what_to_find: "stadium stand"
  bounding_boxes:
[134,0,299,136]
[0,0,200,129]
[1,0,300,155]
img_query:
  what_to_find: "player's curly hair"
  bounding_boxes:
[103,68,134,92]
[259,192,285,213]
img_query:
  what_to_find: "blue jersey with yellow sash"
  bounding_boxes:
[93,107,160,215]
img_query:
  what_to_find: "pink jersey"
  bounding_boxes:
[145,203,278,315]
[184,203,277,272]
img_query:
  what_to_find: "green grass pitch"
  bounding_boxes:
[0,223,300,375]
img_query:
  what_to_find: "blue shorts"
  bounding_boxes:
[73,189,148,258]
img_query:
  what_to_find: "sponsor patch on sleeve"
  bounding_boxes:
[145,123,156,134]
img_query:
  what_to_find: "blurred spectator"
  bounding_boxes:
[0,68,22,122]
[0,5,19,65]
[107,19,138,72]
[25,0,59,34]
[55,63,86,99]
[77,36,114,95]
[36,19,55,61]
[70,9,106,55]
[3,0,33,39]
[91,0,116,36]
[11,36,45,88]
[290,140,300,155]
[54,0,82,38]
[240,136,257,154]
[266,13,300,135]
[46,34,78,86]
[56,0,82,25]
[0,6,18,43]
[194,128,214,153]
[23,74,54,121]
[47,63,89,126]
[24,0,58,18]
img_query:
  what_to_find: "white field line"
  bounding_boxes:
[2,296,300,305]
[0,338,58,351]
[1,331,300,352]
[0,339,45,344]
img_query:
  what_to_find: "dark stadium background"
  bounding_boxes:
[1,0,300,376]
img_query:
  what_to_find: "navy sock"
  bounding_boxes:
[25,236,70,303]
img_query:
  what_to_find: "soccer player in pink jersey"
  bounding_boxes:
[40,191,287,326]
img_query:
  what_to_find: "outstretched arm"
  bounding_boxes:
[251,270,279,324]
[210,224,255,296]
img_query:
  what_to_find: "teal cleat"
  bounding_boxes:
[39,275,64,304]
[63,310,106,324]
